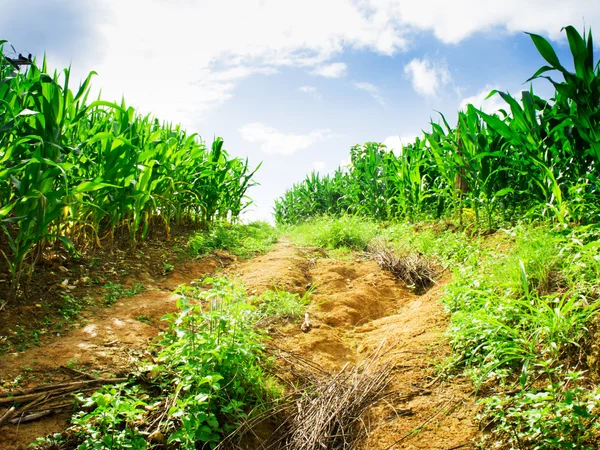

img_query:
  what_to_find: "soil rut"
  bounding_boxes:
[229,240,477,449]
[0,239,477,449]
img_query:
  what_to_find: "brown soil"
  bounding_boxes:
[229,240,478,449]
[0,238,478,449]
[0,229,200,356]
[0,257,221,449]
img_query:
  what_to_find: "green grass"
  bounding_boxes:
[285,215,379,250]
[188,221,279,258]
[254,286,312,321]
[434,225,600,449]
[35,277,282,449]
[103,282,144,306]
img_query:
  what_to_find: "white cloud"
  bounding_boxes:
[353,82,385,105]
[361,0,600,44]
[32,0,600,126]
[72,0,411,125]
[404,58,452,97]
[310,62,348,78]
[383,135,418,155]
[299,85,322,100]
[239,123,335,155]
[459,85,508,114]
[312,160,327,171]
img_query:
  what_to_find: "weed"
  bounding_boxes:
[188,221,279,258]
[162,260,174,274]
[255,286,312,321]
[66,359,80,369]
[59,295,84,322]
[37,277,280,449]
[286,215,379,250]
[103,282,144,305]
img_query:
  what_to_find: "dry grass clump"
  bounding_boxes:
[366,240,440,291]
[283,361,391,449]
[217,348,392,450]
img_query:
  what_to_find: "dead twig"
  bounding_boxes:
[61,365,98,380]
[0,377,128,400]
[384,396,456,449]
[10,409,53,425]
[219,341,393,450]
[0,406,15,426]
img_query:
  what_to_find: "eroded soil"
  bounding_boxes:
[0,239,478,449]
[229,240,478,449]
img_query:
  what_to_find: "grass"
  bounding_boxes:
[286,215,379,250]
[188,221,279,258]
[103,282,144,306]
[254,286,312,321]
[35,277,284,449]
[286,215,600,448]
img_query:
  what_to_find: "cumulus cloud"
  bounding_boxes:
[310,62,348,78]
[404,58,452,97]
[383,135,418,155]
[18,0,600,125]
[312,160,327,171]
[353,82,385,105]
[239,123,335,155]
[459,85,509,114]
[367,0,599,44]
[299,85,322,99]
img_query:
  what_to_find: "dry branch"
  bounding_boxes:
[0,377,128,426]
[0,377,127,400]
[0,406,15,426]
[10,409,54,425]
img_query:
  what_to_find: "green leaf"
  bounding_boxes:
[526,32,566,72]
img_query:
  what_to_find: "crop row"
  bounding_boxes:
[0,45,259,296]
[275,26,600,228]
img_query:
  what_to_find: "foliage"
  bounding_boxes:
[0,46,260,297]
[103,282,143,305]
[254,286,312,321]
[440,225,600,448]
[35,277,280,449]
[188,221,279,258]
[274,26,600,229]
[286,215,379,250]
[480,374,600,450]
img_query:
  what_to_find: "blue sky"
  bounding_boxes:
[2,0,599,221]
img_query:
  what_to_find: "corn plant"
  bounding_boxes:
[274,25,600,229]
[0,46,260,299]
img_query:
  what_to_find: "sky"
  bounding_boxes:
[2,0,600,221]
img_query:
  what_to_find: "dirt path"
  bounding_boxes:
[0,239,477,449]
[0,258,220,449]
[228,240,478,449]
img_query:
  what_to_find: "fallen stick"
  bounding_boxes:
[445,443,471,450]
[0,377,128,400]
[383,396,456,450]
[18,402,73,416]
[10,409,53,425]
[0,392,47,406]
[61,365,98,380]
[0,407,15,426]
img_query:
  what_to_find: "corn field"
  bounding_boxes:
[275,26,600,227]
[0,43,260,296]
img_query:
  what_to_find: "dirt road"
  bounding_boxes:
[0,239,477,449]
